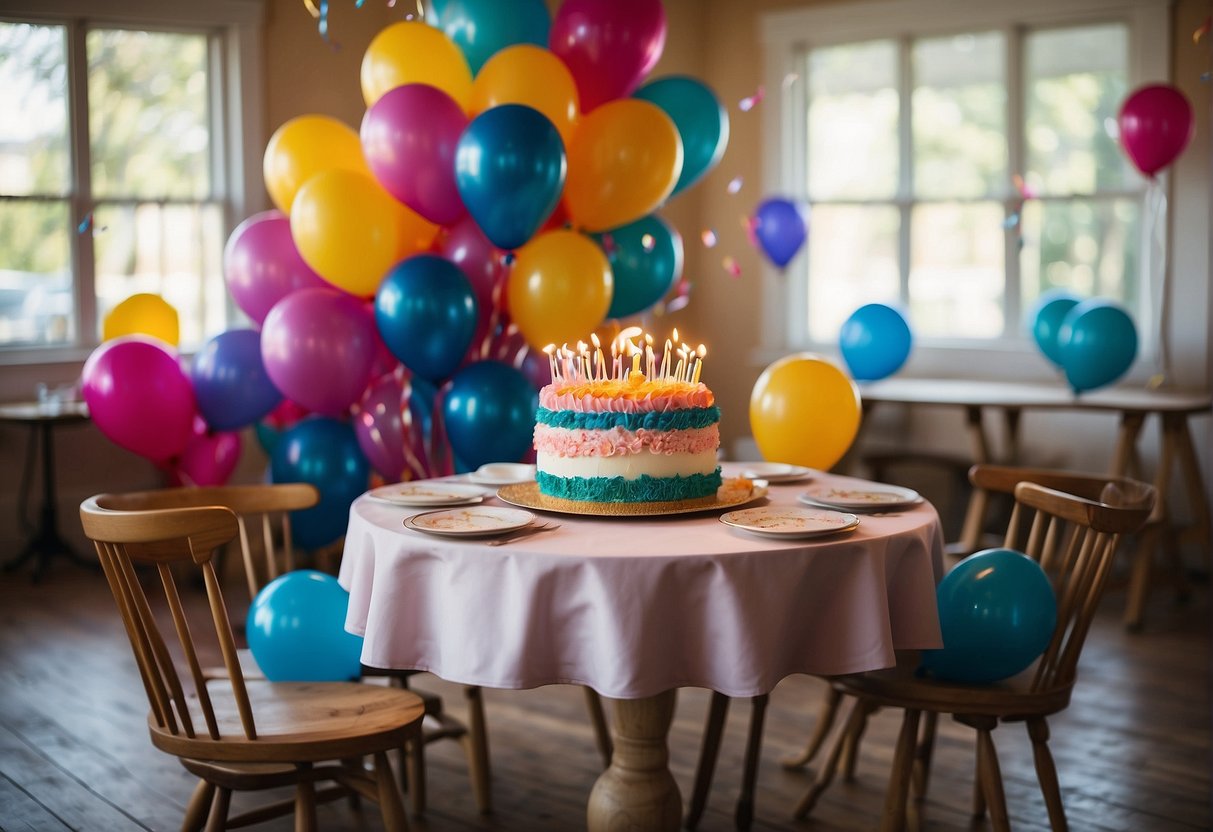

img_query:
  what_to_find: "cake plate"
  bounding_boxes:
[496,481,769,517]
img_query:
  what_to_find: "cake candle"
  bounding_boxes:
[660,338,672,380]
[544,344,558,380]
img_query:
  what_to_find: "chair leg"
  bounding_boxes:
[181,780,214,832]
[879,709,921,832]
[793,696,867,820]
[463,684,493,814]
[841,699,877,782]
[295,780,317,832]
[910,711,938,800]
[406,737,426,815]
[374,750,410,832]
[973,720,1009,832]
[685,691,730,830]
[735,693,769,832]
[204,787,231,832]
[782,686,842,770]
[584,686,613,769]
[1028,718,1068,831]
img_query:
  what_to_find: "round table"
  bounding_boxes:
[339,468,944,831]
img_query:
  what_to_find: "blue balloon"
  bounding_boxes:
[921,548,1057,684]
[634,76,729,195]
[269,418,369,550]
[594,214,683,318]
[247,570,363,682]
[1029,291,1082,368]
[839,303,913,381]
[753,197,808,269]
[428,0,550,74]
[455,104,566,251]
[191,329,282,431]
[1058,300,1138,393]
[375,254,478,383]
[443,360,537,468]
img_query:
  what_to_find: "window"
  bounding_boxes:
[0,1,264,360]
[761,0,1169,366]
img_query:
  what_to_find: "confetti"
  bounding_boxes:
[77,212,93,234]
[742,215,760,248]
[700,229,718,248]
[739,85,766,112]
[727,176,743,194]
[1011,173,1036,200]
[665,294,691,313]
[782,73,800,90]
[1002,212,1020,229]
[641,233,656,252]
[599,233,616,256]
[722,256,741,277]
[1194,16,1210,44]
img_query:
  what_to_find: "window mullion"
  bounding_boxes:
[897,35,913,307]
[1004,23,1026,340]
[66,18,96,347]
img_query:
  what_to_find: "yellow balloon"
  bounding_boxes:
[102,293,179,346]
[565,99,683,233]
[263,115,370,214]
[361,21,473,110]
[508,230,613,349]
[750,353,862,471]
[470,45,579,148]
[290,169,438,298]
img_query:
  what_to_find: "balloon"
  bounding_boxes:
[255,398,310,458]
[470,45,580,148]
[102,293,179,346]
[428,0,551,74]
[438,215,507,318]
[594,214,682,318]
[839,304,913,382]
[633,76,729,195]
[753,197,808,269]
[565,99,683,232]
[223,211,328,326]
[550,0,666,112]
[1057,299,1138,393]
[270,418,370,550]
[508,229,613,349]
[361,84,468,226]
[1117,84,1194,177]
[518,346,553,391]
[81,337,196,463]
[1028,291,1082,368]
[375,255,478,382]
[247,570,364,682]
[921,548,1057,684]
[455,104,567,251]
[750,353,861,471]
[443,360,538,468]
[262,115,370,214]
[190,329,282,432]
[170,416,242,487]
[352,373,409,481]
[261,287,378,416]
[361,21,473,109]
[290,168,438,297]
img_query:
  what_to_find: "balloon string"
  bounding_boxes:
[397,372,430,483]
[1147,178,1170,387]
[428,382,454,478]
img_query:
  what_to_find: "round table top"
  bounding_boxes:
[0,400,90,424]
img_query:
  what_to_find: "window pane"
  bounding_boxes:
[1025,24,1131,195]
[87,29,210,199]
[807,40,898,200]
[0,200,72,346]
[807,205,900,341]
[913,32,1006,199]
[909,202,1004,338]
[0,23,70,195]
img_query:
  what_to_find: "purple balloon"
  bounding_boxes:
[361,84,469,226]
[224,210,329,325]
[352,373,408,481]
[261,288,378,417]
[753,197,809,269]
[191,328,283,432]
[437,215,507,351]
[82,336,196,463]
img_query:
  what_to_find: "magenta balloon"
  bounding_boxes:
[352,373,408,481]
[224,210,328,325]
[1118,84,1194,177]
[172,417,243,487]
[550,0,666,112]
[81,336,196,463]
[361,84,469,226]
[438,215,507,353]
[260,287,378,417]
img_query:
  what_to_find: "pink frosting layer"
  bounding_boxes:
[539,384,715,413]
[534,424,720,457]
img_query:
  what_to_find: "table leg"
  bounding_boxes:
[1110,412,1146,477]
[956,407,991,556]
[587,689,681,832]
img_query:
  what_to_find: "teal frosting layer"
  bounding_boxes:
[536,406,720,432]
[537,469,723,503]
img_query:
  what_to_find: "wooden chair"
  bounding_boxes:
[79,493,427,831]
[793,465,1154,831]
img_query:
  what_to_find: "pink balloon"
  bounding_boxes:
[352,373,408,481]
[170,416,242,487]
[550,0,666,112]
[82,336,196,463]
[437,215,509,352]
[224,210,329,325]
[1118,84,1194,177]
[261,287,378,417]
[361,84,469,226]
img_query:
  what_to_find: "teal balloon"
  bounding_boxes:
[443,360,537,468]
[269,418,369,550]
[921,548,1057,684]
[247,570,363,682]
[634,76,729,195]
[375,254,478,383]
[595,215,683,318]
[839,303,912,381]
[1058,300,1138,393]
[1029,291,1081,368]
[428,0,550,74]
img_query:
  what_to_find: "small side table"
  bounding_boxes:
[0,400,96,582]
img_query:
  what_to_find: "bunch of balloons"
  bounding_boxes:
[1029,292,1138,393]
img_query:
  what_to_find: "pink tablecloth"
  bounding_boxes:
[339,471,944,699]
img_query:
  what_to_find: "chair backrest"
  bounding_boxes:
[80,494,263,743]
[968,465,1155,694]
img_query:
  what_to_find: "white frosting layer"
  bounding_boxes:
[537,449,718,481]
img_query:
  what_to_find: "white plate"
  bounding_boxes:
[369,482,488,507]
[738,462,817,483]
[404,506,536,537]
[466,462,537,486]
[719,507,860,539]
[797,484,922,511]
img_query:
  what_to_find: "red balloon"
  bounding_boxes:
[1117,84,1194,177]
[550,0,666,112]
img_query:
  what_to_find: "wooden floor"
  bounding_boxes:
[0,566,1208,832]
